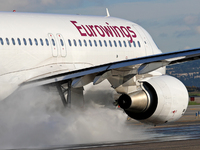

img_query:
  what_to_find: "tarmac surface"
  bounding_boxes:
[44,105,200,150]
[79,139,200,150]
[83,105,200,150]
[8,105,200,150]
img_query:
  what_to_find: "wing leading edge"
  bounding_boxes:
[20,47,200,89]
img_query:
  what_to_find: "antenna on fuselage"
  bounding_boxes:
[106,8,110,17]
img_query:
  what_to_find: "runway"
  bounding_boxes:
[32,124,200,150]
[23,105,200,150]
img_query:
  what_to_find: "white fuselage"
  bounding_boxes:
[0,12,162,100]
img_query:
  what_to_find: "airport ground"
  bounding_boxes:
[11,102,200,150]
[52,105,200,150]
[80,139,200,150]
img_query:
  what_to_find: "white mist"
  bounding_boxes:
[0,82,154,149]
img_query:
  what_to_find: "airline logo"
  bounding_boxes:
[71,21,137,43]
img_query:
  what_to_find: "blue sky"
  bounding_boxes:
[1,0,200,52]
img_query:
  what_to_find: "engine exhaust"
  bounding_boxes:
[118,90,150,113]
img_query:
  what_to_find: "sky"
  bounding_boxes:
[0,0,200,52]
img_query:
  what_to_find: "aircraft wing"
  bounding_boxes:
[20,47,200,89]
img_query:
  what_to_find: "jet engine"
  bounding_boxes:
[118,75,189,125]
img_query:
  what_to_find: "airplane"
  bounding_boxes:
[0,10,200,126]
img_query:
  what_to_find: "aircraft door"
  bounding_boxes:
[48,33,58,57]
[56,33,66,57]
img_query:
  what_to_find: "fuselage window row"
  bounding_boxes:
[67,39,141,48]
[0,38,49,47]
[0,37,141,49]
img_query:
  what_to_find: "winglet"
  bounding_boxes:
[106,8,110,17]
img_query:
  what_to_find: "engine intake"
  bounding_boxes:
[117,75,189,125]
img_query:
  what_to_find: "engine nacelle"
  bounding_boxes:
[118,75,189,125]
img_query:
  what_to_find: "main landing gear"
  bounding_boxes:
[56,80,84,108]
[56,80,72,108]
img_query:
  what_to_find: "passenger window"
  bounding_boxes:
[109,40,112,47]
[34,38,38,46]
[99,40,102,47]
[119,41,122,47]
[114,40,117,47]
[40,39,43,46]
[123,41,127,47]
[60,39,64,46]
[23,38,27,45]
[45,39,49,46]
[104,40,107,47]
[11,38,15,45]
[29,38,32,46]
[89,40,92,46]
[128,41,132,47]
[84,40,87,46]
[73,39,77,46]
[52,39,55,46]
[17,38,21,45]
[0,38,3,45]
[79,40,82,46]
[138,41,141,47]
[68,39,72,46]
[133,41,136,47]
[94,40,97,47]
[6,38,9,45]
